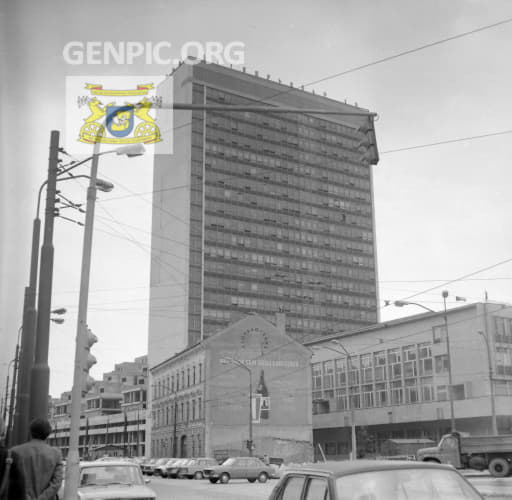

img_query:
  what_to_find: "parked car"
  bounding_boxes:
[268,460,483,500]
[182,457,219,479]
[166,458,193,478]
[140,458,156,475]
[147,457,169,476]
[153,457,175,477]
[59,460,156,499]
[159,458,179,478]
[205,456,275,484]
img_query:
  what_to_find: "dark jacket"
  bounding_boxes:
[11,439,63,500]
[0,445,26,500]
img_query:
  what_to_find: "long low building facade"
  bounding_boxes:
[307,301,512,459]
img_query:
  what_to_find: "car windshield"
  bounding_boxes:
[80,465,144,487]
[222,458,236,466]
[336,468,481,500]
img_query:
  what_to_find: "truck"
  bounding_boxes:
[416,432,512,477]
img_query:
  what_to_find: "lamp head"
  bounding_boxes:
[115,143,146,157]
[442,290,449,299]
[50,318,65,325]
[394,300,408,307]
[95,178,115,192]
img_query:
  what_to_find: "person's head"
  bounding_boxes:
[29,418,52,440]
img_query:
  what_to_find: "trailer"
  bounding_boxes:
[417,432,512,477]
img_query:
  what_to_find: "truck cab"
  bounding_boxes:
[417,433,462,468]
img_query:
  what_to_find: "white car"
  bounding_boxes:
[61,460,156,499]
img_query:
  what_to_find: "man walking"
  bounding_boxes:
[11,418,63,500]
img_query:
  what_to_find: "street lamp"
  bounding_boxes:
[63,141,144,500]
[478,330,498,434]
[220,357,253,456]
[312,341,357,460]
[394,300,435,313]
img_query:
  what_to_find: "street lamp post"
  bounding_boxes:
[63,142,144,500]
[442,291,456,432]
[478,330,498,434]
[220,357,253,456]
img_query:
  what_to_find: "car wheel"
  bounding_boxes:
[258,472,269,483]
[194,471,204,479]
[248,478,256,483]
[209,478,218,484]
[489,457,510,477]
[220,472,230,484]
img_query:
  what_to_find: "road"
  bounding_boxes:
[148,474,512,499]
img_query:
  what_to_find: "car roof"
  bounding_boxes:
[282,460,457,477]
[82,461,140,468]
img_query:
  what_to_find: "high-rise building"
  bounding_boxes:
[149,61,380,367]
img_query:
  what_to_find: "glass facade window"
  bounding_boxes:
[335,358,347,386]
[312,363,322,390]
[388,348,401,379]
[323,360,334,389]
[433,325,446,344]
[435,354,449,374]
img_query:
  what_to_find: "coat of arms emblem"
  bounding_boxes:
[78,83,161,145]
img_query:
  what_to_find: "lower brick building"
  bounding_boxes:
[149,313,313,462]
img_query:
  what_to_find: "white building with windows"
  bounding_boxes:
[307,302,512,459]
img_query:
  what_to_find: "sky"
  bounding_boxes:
[1,0,512,399]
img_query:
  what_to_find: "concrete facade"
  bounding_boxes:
[148,61,380,370]
[150,314,313,462]
[307,302,512,459]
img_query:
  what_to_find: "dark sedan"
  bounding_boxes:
[205,456,274,484]
[268,460,483,500]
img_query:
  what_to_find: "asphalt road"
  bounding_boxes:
[148,474,512,500]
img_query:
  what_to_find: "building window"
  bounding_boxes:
[388,348,401,379]
[334,358,346,387]
[437,385,448,401]
[403,345,417,378]
[433,325,446,344]
[420,377,434,402]
[349,387,360,409]
[312,363,322,390]
[335,388,347,410]
[323,360,334,389]
[390,381,403,405]
[373,351,386,381]
[193,366,196,385]
[435,354,449,374]
[192,399,196,420]
[187,368,190,387]
[198,397,202,419]
[361,354,373,383]
[375,382,387,407]
[452,384,466,400]
[199,363,202,383]
[418,343,433,375]
[362,384,373,408]
[404,379,419,404]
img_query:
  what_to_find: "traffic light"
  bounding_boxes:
[246,439,254,451]
[81,327,97,396]
[355,120,378,165]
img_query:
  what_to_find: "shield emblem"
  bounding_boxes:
[106,104,134,137]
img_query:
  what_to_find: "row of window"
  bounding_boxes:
[313,379,466,413]
[205,225,373,253]
[205,113,367,165]
[205,183,371,219]
[152,432,202,458]
[202,152,371,194]
[204,86,362,141]
[207,272,375,296]
[153,398,203,428]
[153,363,203,399]
[204,258,375,286]
[205,212,374,244]
[312,342,448,391]
[205,243,374,270]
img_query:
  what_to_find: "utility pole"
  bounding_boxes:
[481,292,498,434]
[30,130,60,421]
[442,291,456,432]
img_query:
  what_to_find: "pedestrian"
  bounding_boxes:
[11,418,63,500]
[0,417,26,500]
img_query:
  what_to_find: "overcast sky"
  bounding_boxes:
[2,0,512,398]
